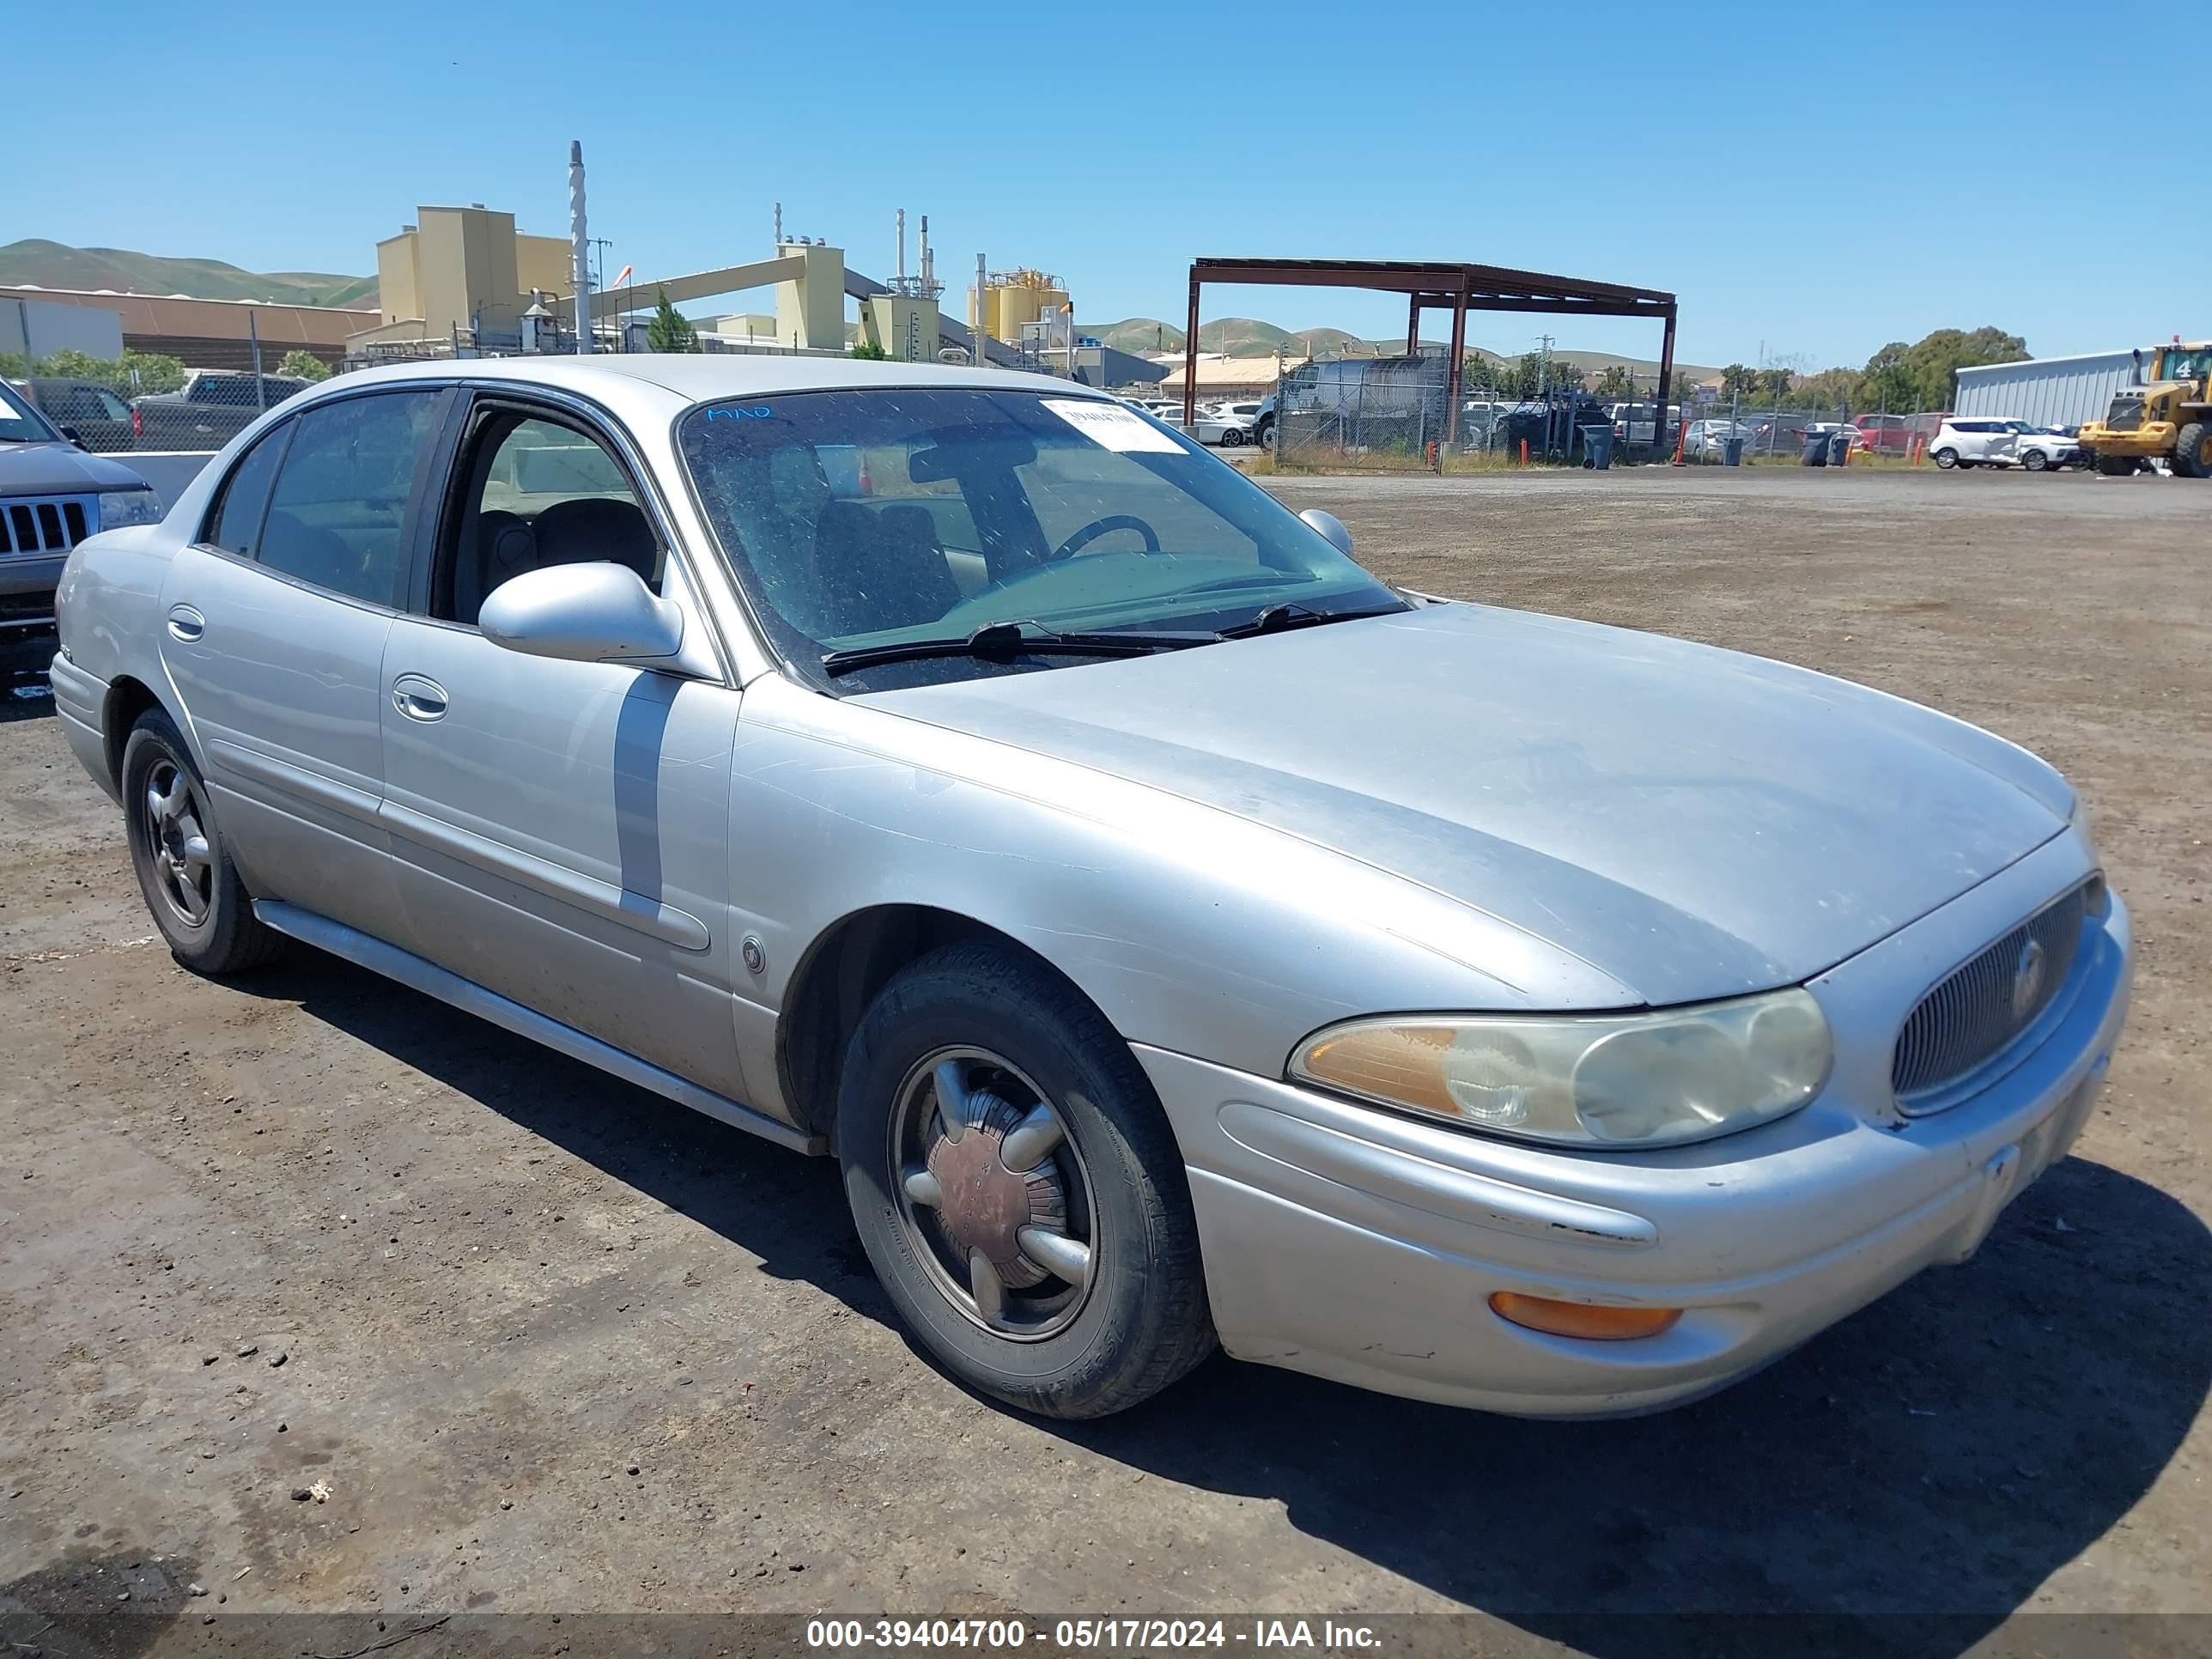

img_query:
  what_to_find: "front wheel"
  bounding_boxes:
[121,708,284,975]
[2095,453,2139,477]
[2174,422,2211,479]
[837,944,1215,1418]
[2022,448,2049,471]
[1933,447,1959,469]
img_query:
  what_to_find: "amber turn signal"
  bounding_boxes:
[1488,1292,1682,1341]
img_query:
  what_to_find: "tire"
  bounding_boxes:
[2174,422,2211,479]
[1220,428,1244,448]
[120,708,284,975]
[2022,448,2049,471]
[836,942,1215,1419]
[1933,447,1959,470]
[2095,453,2138,477]
[1258,422,1276,453]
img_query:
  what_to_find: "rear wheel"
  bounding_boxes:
[837,943,1214,1418]
[2173,422,2211,479]
[121,708,283,975]
[1220,428,1244,448]
[1933,447,1959,470]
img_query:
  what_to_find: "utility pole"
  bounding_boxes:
[1536,333,1554,398]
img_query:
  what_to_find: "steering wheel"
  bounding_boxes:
[1048,514,1161,562]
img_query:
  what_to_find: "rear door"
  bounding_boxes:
[156,386,447,938]
[377,390,748,1099]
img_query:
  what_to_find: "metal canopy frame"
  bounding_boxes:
[1182,258,1679,447]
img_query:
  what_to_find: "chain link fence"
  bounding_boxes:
[6,360,326,455]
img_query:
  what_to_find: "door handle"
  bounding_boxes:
[391,672,448,722]
[166,604,205,642]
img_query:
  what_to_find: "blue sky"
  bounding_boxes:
[16,2,2202,369]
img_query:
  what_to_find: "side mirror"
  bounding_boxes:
[1299,507,1354,559]
[479,562,685,665]
[59,425,82,447]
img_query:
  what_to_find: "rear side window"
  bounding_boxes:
[258,392,438,605]
[205,422,291,557]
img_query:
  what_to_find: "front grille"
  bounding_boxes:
[1892,882,2094,1110]
[2104,396,2144,432]
[0,495,94,558]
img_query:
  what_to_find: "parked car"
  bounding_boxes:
[132,370,314,450]
[1608,402,1681,446]
[0,379,161,672]
[1193,401,1261,447]
[20,377,140,453]
[1847,413,1915,455]
[1928,416,2022,470]
[1681,418,1754,460]
[51,356,2130,1421]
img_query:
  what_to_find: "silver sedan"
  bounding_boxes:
[49,356,2130,1419]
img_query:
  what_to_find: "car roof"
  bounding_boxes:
[322,352,1103,408]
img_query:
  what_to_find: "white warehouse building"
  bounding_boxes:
[1954,349,2142,430]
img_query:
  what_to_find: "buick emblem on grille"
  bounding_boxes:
[2010,938,2049,1020]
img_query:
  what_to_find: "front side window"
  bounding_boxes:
[258,392,437,605]
[0,380,59,444]
[434,410,661,625]
[678,387,1401,690]
[204,421,291,557]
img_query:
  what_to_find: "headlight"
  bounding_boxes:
[1289,989,1832,1149]
[98,488,163,529]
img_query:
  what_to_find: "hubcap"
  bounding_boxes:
[142,759,213,927]
[890,1047,1097,1341]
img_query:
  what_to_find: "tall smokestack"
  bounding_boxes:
[973,253,988,367]
[896,208,906,287]
[568,141,592,355]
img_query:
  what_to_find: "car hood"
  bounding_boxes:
[866,603,2071,1006]
[0,441,149,494]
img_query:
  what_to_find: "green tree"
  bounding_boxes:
[1591,364,1634,399]
[1720,362,1759,401]
[849,338,888,362]
[276,350,331,382]
[1855,343,1917,415]
[1788,367,1862,413]
[31,348,188,395]
[0,351,27,380]
[1757,367,1794,403]
[646,289,697,354]
[1903,326,2027,410]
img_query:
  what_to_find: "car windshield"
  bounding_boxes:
[0,380,61,443]
[2155,349,2211,382]
[678,386,1405,690]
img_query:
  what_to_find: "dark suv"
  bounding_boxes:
[131,370,313,450]
[1,380,163,672]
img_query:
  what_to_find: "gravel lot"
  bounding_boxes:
[3,465,2208,1654]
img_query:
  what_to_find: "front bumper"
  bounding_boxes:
[1140,831,2130,1417]
[2081,422,2174,456]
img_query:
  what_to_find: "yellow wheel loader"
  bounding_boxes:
[2079,340,2212,477]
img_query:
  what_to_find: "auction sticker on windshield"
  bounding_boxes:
[1043,398,1183,454]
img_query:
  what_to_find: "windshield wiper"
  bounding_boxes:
[821,618,1218,677]
[1219,601,1405,639]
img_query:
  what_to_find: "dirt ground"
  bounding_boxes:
[3,465,2208,1656]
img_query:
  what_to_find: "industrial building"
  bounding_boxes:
[1954,349,2144,430]
[356,206,578,352]
[969,269,1071,345]
[0,283,372,370]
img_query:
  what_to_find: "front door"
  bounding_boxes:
[158,388,445,939]
[375,398,748,1100]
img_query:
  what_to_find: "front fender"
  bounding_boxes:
[725,676,1636,1118]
